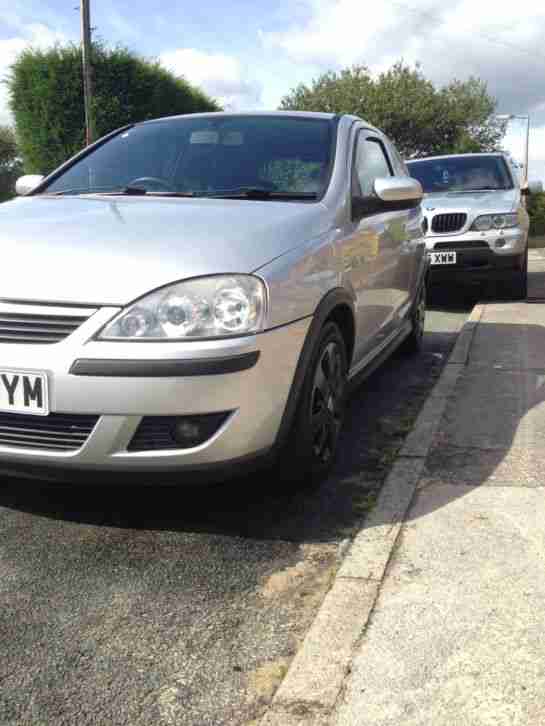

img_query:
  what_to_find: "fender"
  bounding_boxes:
[408,248,430,319]
[273,287,356,452]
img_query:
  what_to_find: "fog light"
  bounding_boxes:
[174,420,201,443]
[172,412,230,448]
[495,239,506,248]
[128,412,232,452]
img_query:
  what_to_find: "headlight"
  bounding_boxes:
[99,275,267,340]
[471,213,518,231]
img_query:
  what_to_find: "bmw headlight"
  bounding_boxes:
[99,275,267,340]
[471,213,518,231]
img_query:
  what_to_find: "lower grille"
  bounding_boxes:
[431,213,467,234]
[0,412,99,451]
[434,240,489,250]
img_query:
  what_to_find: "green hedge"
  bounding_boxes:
[528,192,545,237]
[0,125,22,201]
[7,43,220,174]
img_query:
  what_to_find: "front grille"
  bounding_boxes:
[431,213,467,234]
[0,312,90,344]
[0,412,99,451]
[434,240,489,250]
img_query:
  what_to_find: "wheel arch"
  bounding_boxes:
[273,288,356,452]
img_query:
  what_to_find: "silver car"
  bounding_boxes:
[1,112,426,484]
[406,153,543,298]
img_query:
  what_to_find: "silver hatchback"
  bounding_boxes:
[1,112,426,484]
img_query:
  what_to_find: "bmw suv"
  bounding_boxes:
[407,153,542,298]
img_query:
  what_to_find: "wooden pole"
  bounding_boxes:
[81,0,95,145]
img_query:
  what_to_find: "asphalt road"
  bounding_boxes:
[0,290,475,726]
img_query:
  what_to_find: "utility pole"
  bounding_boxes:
[81,0,95,146]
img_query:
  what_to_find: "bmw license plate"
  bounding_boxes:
[0,369,49,416]
[429,251,457,265]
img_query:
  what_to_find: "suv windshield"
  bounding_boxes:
[407,155,514,194]
[43,115,336,199]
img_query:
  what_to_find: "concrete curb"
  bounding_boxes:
[259,303,486,726]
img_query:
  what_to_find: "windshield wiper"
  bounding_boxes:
[111,188,195,197]
[47,186,195,197]
[47,186,121,196]
[198,187,318,200]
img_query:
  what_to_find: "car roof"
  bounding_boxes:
[143,110,339,124]
[141,110,381,133]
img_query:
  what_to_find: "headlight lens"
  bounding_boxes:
[99,275,266,340]
[471,213,518,231]
[472,214,493,231]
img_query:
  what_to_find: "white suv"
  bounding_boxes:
[407,153,542,298]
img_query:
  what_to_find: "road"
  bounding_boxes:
[0,291,474,726]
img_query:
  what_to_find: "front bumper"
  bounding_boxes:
[425,226,527,284]
[0,307,311,479]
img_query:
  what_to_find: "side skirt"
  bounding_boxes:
[347,320,412,392]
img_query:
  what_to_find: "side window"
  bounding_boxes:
[353,135,393,197]
[387,141,409,177]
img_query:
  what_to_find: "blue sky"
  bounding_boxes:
[2,0,545,180]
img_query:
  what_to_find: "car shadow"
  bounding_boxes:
[0,288,475,543]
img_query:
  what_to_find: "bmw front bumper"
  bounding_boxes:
[425,226,527,284]
[0,304,311,481]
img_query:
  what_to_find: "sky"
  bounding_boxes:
[1,0,545,181]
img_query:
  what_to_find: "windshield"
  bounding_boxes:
[407,156,514,194]
[42,115,336,199]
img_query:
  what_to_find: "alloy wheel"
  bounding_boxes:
[310,341,345,464]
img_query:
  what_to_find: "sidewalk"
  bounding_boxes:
[332,253,545,725]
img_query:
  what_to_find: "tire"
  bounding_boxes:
[399,277,426,355]
[505,248,528,300]
[275,322,348,488]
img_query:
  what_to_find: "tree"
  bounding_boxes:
[0,125,23,202]
[528,192,545,237]
[7,43,220,174]
[280,62,504,158]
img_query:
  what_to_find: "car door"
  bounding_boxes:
[382,136,424,315]
[341,130,409,367]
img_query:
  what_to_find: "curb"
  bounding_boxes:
[259,303,486,726]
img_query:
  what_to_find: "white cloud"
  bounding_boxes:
[262,1,545,118]
[160,48,262,111]
[0,22,68,126]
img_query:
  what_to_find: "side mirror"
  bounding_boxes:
[374,176,423,203]
[16,175,45,196]
[352,176,423,220]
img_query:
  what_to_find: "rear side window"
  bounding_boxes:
[353,135,393,197]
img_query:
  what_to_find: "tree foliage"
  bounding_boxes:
[7,43,220,174]
[280,63,503,158]
[528,192,545,237]
[0,125,22,201]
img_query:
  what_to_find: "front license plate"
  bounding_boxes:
[0,369,49,416]
[429,251,457,266]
